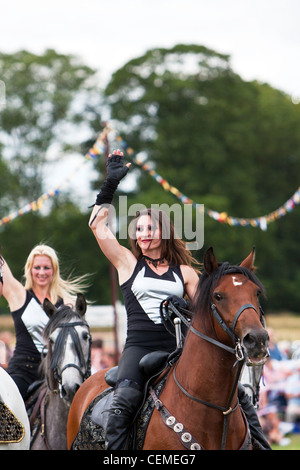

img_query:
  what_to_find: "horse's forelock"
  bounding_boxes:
[192,262,265,315]
[43,304,79,339]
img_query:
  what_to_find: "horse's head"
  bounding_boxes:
[195,247,269,366]
[43,294,91,405]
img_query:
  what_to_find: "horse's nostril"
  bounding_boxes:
[243,333,256,350]
[62,383,80,404]
[243,329,269,357]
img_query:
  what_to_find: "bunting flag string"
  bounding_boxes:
[0,129,107,227]
[115,134,300,231]
[0,124,299,230]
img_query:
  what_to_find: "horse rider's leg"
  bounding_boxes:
[238,383,272,450]
[105,380,143,450]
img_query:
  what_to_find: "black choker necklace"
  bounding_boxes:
[143,255,165,268]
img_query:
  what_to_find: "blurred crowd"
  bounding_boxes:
[258,328,300,446]
[90,337,120,373]
[0,331,118,374]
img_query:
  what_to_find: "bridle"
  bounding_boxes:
[48,320,91,397]
[164,298,266,449]
[164,298,265,363]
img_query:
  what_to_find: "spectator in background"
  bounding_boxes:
[91,338,105,373]
[285,361,300,425]
[102,349,118,368]
[268,328,287,361]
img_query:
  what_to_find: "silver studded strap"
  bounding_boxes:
[149,387,202,450]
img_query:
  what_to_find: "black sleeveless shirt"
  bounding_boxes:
[120,258,184,331]
[7,290,63,378]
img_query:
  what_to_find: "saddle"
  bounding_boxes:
[0,401,25,444]
[71,349,181,450]
[91,350,177,427]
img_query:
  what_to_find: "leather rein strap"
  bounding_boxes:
[164,300,258,450]
[167,300,259,362]
[30,320,91,449]
[30,386,52,450]
[51,320,91,395]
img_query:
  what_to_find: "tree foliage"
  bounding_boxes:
[0,49,101,211]
[104,44,300,312]
[0,45,299,313]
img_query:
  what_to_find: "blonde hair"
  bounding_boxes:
[24,244,90,304]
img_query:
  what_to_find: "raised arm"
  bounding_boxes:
[0,256,26,311]
[89,150,136,282]
[89,205,130,269]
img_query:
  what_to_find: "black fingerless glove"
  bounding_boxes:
[94,154,129,206]
[165,295,190,311]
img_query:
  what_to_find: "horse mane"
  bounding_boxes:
[43,304,79,338]
[192,262,266,316]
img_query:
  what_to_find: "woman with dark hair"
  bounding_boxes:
[89,150,200,449]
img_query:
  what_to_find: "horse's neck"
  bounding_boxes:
[172,324,245,449]
[177,322,239,403]
[30,388,69,450]
[47,391,69,421]
[45,391,69,449]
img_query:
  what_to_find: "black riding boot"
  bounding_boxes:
[238,383,272,450]
[105,381,144,450]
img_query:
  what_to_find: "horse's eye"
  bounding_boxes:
[82,332,90,341]
[256,290,261,297]
[214,293,223,302]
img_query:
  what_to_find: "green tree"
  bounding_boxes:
[0,49,102,211]
[0,198,113,314]
[0,49,109,310]
[103,44,300,312]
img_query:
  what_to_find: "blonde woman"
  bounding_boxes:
[0,244,88,399]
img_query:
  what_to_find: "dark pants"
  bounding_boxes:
[105,328,176,449]
[116,329,176,388]
[7,353,42,400]
[9,374,32,400]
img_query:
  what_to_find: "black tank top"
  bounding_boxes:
[120,258,184,331]
[10,289,63,360]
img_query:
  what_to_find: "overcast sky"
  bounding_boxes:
[1,0,299,206]
[1,0,300,99]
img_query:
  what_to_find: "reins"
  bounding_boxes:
[163,299,260,450]
[50,320,91,397]
[31,316,91,449]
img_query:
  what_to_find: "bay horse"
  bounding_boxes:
[67,248,269,450]
[29,294,91,450]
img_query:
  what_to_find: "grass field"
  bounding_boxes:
[272,433,300,450]
[1,310,300,449]
[266,312,300,343]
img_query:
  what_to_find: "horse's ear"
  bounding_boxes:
[43,298,57,318]
[204,247,218,275]
[75,293,87,317]
[240,247,256,271]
